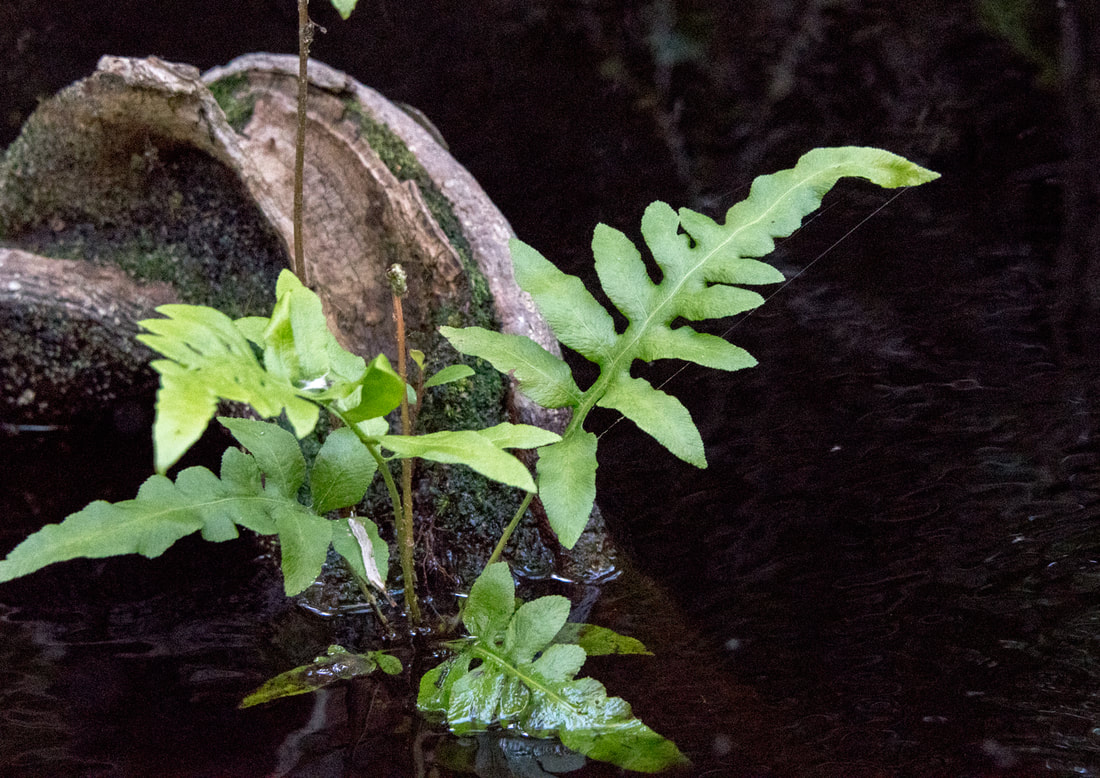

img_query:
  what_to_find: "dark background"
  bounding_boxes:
[1,0,1078,272]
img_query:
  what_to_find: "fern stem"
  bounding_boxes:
[456,490,531,627]
[387,264,421,625]
[562,372,612,438]
[331,408,415,619]
[487,492,534,568]
[365,441,404,537]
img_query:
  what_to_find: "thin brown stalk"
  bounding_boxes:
[388,265,421,624]
[293,0,313,283]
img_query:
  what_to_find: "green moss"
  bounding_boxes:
[1,69,289,316]
[341,100,495,328]
[207,74,257,133]
[0,92,119,237]
[0,300,156,421]
[336,99,557,587]
[2,144,286,319]
[401,341,563,586]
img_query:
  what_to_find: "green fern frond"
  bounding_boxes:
[138,270,404,474]
[417,563,686,773]
[0,446,288,584]
[443,146,939,547]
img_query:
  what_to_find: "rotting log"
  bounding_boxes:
[0,54,611,585]
[1,54,566,426]
[0,248,176,425]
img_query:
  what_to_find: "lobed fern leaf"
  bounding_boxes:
[241,645,401,709]
[139,270,404,475]
[442,146,939,547]
[417,563,686,773]
[0,446,297,584]
[0,417,387,597]
[138,303,321,475]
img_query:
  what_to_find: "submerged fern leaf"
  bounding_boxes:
[417,563,685,772]
[443,147,939,547]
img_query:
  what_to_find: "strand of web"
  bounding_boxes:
[595,185,915,441]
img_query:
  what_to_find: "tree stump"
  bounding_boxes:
[0,54,612,587]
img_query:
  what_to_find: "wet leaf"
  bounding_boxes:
[553,623,652,656]
[417,563,686,773]
[240,645,401,708]
[463,561,517,640]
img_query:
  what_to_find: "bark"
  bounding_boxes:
[0,248,175,424]
[0,54,563,425]
[0,54,610,583]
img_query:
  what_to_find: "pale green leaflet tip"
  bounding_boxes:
[329,0,359,20]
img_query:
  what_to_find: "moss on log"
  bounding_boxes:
[0,54,611,586]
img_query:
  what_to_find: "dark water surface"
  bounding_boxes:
[594,180,1100,776]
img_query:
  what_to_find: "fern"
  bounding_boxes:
[139,270,406,474]
[442,146,939,547]
[417,563,686,773]
[139,270,550,491]
[241,645,402,708]
[0,268,561,598]
[0,431,293,583]
[0,417,387,597]
[138,303,321,476]
[328,0,360,21]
